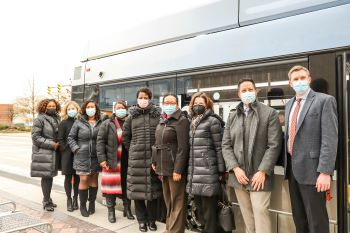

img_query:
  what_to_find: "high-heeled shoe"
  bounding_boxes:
[42,200,54,212]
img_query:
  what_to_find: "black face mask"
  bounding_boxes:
[46,109,57,116]
[192,105,206,115]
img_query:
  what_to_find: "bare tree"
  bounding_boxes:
[14,77,42,125]
[7,104,16,125]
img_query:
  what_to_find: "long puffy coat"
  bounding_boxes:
[31,113,60,177]
[186,109,225,197]
[122,104,162,200]
[68,116,102,173]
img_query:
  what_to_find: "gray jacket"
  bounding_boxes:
[284,89,338,185]
[68,117,102,173]
[222,101,282,191]
[31,113,60,177]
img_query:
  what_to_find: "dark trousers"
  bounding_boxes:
[194,195,218,233]
[134,199,158,224]
[41,177,53,201]
[287,155,329,233]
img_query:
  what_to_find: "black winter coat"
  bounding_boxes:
[152,109,190,176]
[58,117,76,175]
[67,116,102,173]
[31,113,60,177]
[122,104,162,200]
[97,114,125,170]
[186,109,225,197]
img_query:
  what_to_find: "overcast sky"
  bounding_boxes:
[0,0,212,103]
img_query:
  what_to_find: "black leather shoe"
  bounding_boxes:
[49,198,57,208]
[139,223,148,232]
[148,222,157,231]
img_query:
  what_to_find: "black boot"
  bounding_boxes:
[72,196,79,210]
[123,199,135,220]
[88,187,98,215]
[67,197,73,212]
[79,189,89,217]
[106,196,116,223]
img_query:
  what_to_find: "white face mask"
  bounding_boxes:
[240,91,256,105]
[137,99,149,108]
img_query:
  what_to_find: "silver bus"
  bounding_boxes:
[71,1,350,232]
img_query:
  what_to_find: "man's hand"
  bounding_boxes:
[173,172,181,182]
[316,173,331,192]
[233,167,249,185]
[100,161,109,169]
[251,171,266,191]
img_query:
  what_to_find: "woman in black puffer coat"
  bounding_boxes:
[68,100,102,217]
[186,92,225,233]
[122,87,162,232]
[31,98,61,212]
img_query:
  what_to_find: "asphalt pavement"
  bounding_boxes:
[0,133,176,232]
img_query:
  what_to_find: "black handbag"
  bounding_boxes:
[217,184,236,232]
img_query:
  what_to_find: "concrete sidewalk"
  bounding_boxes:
[0,175,172,233]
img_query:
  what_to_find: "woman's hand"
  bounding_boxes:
[100,161,109,169]
[173,172,181,182]
[53,143,60,151]
[151,163,156,171]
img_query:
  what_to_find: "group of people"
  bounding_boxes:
[30,65,338,233]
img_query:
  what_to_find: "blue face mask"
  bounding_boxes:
[115,109,127,118]
[67,109,77,118]
[240,91,256,105]
[86,108,96,117]
[292,80,309,95]
[163,105,177,116]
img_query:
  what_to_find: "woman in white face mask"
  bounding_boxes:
[122,87,163,232]
[97,100,135,223]
[68,100,103,217]
[152,94,190,233]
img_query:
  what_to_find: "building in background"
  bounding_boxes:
[0,104,14,125]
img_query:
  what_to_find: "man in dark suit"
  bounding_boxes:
[284,65,338,233]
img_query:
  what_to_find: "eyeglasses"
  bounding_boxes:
[163,102,177,106]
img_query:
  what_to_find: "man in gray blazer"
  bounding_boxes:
[284,65,338,233]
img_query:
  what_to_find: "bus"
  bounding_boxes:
[71,1,350,232]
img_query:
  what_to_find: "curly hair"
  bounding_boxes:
[61,100,81,120]
[36,98,61,114]
[81,100,101,120]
